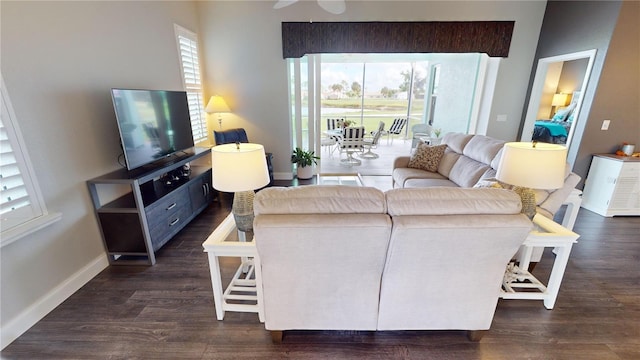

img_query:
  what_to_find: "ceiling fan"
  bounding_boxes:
[274,0,346,15]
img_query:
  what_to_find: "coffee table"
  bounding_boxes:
[500,214,579,309]
[202,213,264,322]
[292,173,364,187]
[316,173,364,186]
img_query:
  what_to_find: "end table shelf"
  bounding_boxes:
[202,213,265,322]
[501,214,580,309]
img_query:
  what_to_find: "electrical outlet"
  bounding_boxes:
[601,119,610,130]
[497,114,507,122]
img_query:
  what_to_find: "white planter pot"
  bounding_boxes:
[296,165,314,180]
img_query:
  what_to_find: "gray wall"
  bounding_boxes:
[1,0,199,345]
[576,0,640,180]
[197,1,547,176]
[522,0,638,187]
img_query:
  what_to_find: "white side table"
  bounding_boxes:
[202,213,264,322]
[501,214,579,309]
[561,188,582,230]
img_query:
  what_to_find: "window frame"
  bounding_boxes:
[174,24,207,145]
[1,75,61,247]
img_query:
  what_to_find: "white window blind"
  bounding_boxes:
[0,118,33,216]
[175,25,207,144]
[1,77,46,236]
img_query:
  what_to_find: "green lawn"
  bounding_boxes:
[319,97,425,132]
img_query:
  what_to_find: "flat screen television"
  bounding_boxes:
[111,88,195,171]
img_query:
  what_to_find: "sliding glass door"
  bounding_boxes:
[288,53,488,174]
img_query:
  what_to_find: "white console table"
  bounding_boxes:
[501,214,580,309]
[202,213,264,322]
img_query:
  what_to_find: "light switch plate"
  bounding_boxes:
[601,119,610,130]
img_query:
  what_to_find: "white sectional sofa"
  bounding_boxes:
[392,132,581,222]
[253,185,532,342]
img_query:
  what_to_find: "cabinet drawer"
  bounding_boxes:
[145,189,190,225]
[148,205,191,250]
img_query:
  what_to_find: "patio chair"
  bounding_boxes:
[410,123,433,153]
[327,118,345,131]
[339,126,365,166]
[382,118,407,144]
[325,118,345,155]
[361,121,385,159]
[213,128,274,186]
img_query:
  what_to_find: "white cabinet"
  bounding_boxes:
[581,154,640,217]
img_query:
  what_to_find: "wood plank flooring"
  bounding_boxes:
[2,185,639,359]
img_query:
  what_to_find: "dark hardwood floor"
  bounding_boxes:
[2,188,639,359]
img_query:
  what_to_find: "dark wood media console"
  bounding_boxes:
[87,147,214,265]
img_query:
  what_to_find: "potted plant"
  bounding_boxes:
[291,147,320,179]
[342,119,356,128]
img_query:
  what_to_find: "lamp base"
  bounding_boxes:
[513,186,537,220]
[232,190,255,232]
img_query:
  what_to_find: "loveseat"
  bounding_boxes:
[253,185,532,342]
[392,132,581,222]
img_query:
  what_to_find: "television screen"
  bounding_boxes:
[111,89,195,171]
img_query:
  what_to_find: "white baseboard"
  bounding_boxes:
[0,254,109,349]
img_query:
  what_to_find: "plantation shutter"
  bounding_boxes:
[0,91,44,229]
[175,25,207,143]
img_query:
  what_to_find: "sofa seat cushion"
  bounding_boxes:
[393,167,447,188]
[404,178,458,188]
[386,187,523,216]
[254,185,387,215]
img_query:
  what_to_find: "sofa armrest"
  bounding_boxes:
[393,156,411,170]
[538,172,581,220]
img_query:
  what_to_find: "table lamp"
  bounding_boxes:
[211,143,270,232]
[496,142,567,219]
[551,93,571,117]
[205,95,231,130]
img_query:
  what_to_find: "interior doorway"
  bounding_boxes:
[520,49,597,153]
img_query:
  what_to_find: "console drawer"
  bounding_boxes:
[145,188,190,228]
[148,205,190,250]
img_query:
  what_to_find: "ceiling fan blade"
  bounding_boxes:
[273,0,299,10]
[317,0,346,14]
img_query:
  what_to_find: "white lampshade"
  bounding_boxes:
[496,142,567,189]
[205,95,231,114]
[211,143,270,192]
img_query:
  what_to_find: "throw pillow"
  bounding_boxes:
[473,180,504,189]
[407,143,447,172]
[551,103,576,122]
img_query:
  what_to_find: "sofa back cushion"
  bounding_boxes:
[385,187,523,216]
[254,185,391,331]
[463,135,505,165]
[448,157,491,188]
[437,133,501,184]
[441,132,474,153]
[379,187,532,331]
[437,148,461,178]
[254,185,387,215]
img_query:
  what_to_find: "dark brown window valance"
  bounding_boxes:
[282,21,514,58]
